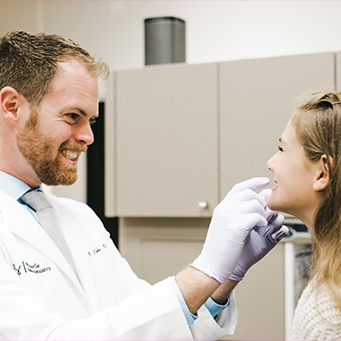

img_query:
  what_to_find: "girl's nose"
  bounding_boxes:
[267,155,275,172]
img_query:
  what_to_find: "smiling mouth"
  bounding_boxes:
[59,141,87,164]
[270,179,278,190]
[62,149,80,162]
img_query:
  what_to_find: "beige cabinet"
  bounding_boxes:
[219,53,335,197]
[118,218,210,282]
[119,217,285,340]
[225,243,285,341]
[115,63,219,217]
[106,52,335,218]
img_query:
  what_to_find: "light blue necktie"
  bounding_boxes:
[21,190,75,272]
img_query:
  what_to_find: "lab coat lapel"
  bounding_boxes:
[0,192,86,297]
[54,203,100,314]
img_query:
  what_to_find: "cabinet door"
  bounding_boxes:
[116,63,218,217]
[118,218,209,282]
[219,53,335,198]
[225,244,285,341]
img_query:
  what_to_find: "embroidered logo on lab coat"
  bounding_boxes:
[13,261,51,275]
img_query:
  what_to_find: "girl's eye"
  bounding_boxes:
[278,145,283,152]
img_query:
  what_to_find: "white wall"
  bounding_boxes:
[2,0,341,201]
[41,1,341,70]
[3,1,341,70]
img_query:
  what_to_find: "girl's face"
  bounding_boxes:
[266,120,322,226]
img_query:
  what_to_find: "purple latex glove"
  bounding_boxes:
[191,177,269,284]
[228,189,289,281]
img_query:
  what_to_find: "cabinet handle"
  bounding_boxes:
[198,201,208,209]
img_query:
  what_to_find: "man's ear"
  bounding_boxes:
[313,154,332,192]
[0,86,21,126]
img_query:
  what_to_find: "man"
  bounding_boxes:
[0,31,287,340]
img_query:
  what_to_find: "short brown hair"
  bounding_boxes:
[0,31,109,106]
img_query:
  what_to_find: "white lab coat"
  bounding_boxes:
[0,190,237,340]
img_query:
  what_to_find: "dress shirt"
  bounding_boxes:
[0,171,41,222]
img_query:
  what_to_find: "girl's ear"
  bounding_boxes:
[0,86,21,126]
[313,154,332,192]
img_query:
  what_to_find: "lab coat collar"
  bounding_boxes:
[0,190,94,312]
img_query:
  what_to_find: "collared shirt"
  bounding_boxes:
[0,171,31,201]
[0,171,41,222]
[0,170,229,326]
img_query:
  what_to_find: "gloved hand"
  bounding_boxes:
[191,177,270,284]
[229,189,289,281]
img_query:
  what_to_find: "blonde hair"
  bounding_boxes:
[0,31,109,106]
[291,91,341,309]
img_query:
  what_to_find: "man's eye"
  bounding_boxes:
[67,113,79,122]
[278,145,283,152]
[89,117,97,125]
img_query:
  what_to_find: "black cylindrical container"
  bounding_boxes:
[144,16,186,66]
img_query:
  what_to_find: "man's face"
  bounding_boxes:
[15,59,99,186]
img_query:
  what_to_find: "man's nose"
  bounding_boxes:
[74,122,94,146]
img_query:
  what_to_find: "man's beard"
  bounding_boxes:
[16,112,87,186]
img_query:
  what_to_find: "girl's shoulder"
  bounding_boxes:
[290,277,341,340]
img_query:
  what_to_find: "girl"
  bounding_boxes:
[267,91,341,340]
